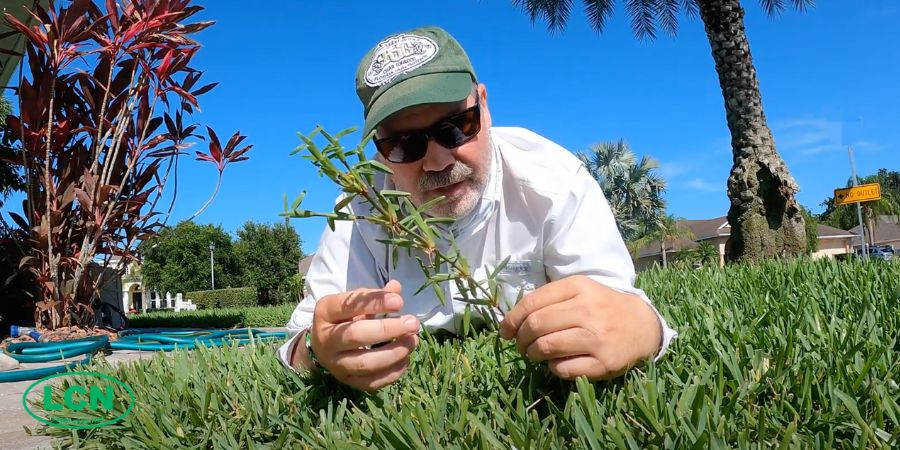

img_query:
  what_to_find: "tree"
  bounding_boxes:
[141,221,242,295]
[630,215,695,268]
[578,140,666,241]
[2,1,250,328]
[512,0,810,262]
[234,221,303,304]
[694,241,721,267]
[0,96,24,208]
[800,206,819,254]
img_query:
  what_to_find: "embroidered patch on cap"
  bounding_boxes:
[365,34,439,87]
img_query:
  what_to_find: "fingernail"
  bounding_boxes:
[403,315,418,331]
[385,294,401,310]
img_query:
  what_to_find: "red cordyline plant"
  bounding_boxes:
[0,0,250,329]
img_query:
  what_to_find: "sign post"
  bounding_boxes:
[837,147,882,260]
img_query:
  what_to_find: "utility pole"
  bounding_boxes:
[848,146,868,260]
[209,241,216,289]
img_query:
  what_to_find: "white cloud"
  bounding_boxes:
[773,117,883,157]
[773,118,843,156]
[686,178,722,193]
[658,161,690,179]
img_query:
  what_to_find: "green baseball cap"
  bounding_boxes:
[356,26,477,138]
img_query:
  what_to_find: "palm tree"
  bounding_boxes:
[631,215,695,268]
[578,140,666,241]
[693,241,720,267]
[512,0,812,262]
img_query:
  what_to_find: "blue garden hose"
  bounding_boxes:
[0,328,287,383]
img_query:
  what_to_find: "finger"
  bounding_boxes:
[500,278,583,339]
[328,315,419,350]
[319,280,405,323]
[383,279,402,295]
[345,356,411,391]
[513,300,585,353]
[524,328,595,362]
[332,334,418,376]
[548,355,623,381]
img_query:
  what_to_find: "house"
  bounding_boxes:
[849,215,900,250]
[633,216,856,271]
[103,256,170,312]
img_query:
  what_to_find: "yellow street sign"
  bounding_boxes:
[834,183,881,206]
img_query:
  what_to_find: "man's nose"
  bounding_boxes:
[420,138,456,173]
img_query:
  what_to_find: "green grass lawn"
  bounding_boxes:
[38,259,900,448]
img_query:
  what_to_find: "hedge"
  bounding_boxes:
[36,259,900,448]
[187,287,257,309]
[126,304,294,329]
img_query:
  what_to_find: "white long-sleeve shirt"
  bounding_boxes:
[277,127,676,370]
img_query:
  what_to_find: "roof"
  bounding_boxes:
[0,1,48,88]
[681,216,730,241]
[635,238,698,258]
[298,255,315,275]
[816,223,856,239]
[635,216,856,259]
[849,215,900,245]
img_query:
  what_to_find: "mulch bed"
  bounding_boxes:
[0,326,119,350]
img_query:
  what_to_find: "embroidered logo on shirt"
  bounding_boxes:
[504,260,534,275]
[365,34,439,87]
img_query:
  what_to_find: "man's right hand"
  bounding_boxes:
[307,280,420,391]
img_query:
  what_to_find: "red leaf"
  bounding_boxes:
[190,81,218,96]
[227,145,252,163]
[194,151,215,163]
[3,13,42,46]
[206,126,222,162]
[156,49,174,78]
[106,0,119,29]
[169,85,198,107]
[8,211,29,230]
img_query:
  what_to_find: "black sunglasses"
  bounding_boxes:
[373,103,482,164]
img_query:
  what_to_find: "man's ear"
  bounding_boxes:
[477,83,492,129]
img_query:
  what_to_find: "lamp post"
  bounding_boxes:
[209,241,215,290]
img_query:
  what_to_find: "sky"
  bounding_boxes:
[12,1,900,255]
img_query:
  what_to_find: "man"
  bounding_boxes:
[278,26,676,391]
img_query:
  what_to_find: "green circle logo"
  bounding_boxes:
[22,371,136,430]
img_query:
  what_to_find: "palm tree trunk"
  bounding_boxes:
[866,215,876,247]
[698,0,807,262]
[661,241,667,268]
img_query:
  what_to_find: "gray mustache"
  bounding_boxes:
[418,162,473,191]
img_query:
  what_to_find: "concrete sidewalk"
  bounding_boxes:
[0,349,165,450]
[0,327,287,449]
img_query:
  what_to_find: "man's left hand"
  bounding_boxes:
[499,275,662,381]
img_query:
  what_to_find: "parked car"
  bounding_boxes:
[855,245,894,261]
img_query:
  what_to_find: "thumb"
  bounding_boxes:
[383,279,402,294]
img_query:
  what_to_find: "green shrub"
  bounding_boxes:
[187,287,257,309]
[127,304,294,329]
[275,273,304,304]
[38,259,900,448]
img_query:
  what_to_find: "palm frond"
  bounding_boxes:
[790,0,815,11]
[514,0,575,32]
[680,0,699,19]
[582,0,616,32]
[761,0,816,16]
[759,0,786,16]
[626,0,658,40]
[656,0,680,36]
